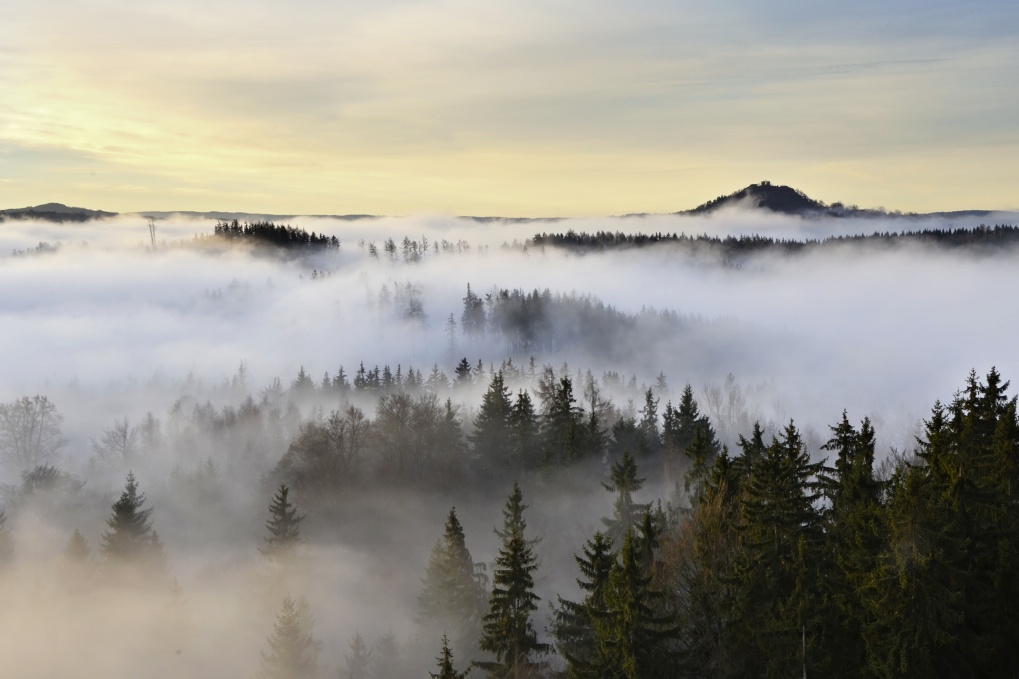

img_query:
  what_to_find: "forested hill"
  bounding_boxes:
[681,181,1007,219]
[685,181,836,216]
[529,224,1019,258]
[0,203,117,222]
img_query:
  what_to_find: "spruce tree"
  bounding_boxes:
[601,451,649,544]
[259,595,321,679]
[591,530,680,679]
[552,531,615,679]
[454,358,473,386]
[100,472,165,571]
[541,377,588,465]
[373,630,405,679]
[470,373,514,472]
[730,421,823,677]
[638,388,661,456]
[508,391,540,471]
[340,631,372,679]
[479,483,547,677]
[418,507,489,656]
[662,385,720,496]
[866,369,1019,678]
[64,528,90,562]
[812,413,884,678]
[659,451,743,677]
[461,284,486,337]
[260,484,304,560]
[431,634,470,679]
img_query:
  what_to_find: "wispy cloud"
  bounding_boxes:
[1,0,1017,213]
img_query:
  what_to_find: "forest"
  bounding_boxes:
[1,209,1018,678]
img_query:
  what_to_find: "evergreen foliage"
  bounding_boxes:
[590,530,680,679]
[340,631,372,679]
[100,472,165,571]
[430,634,471,679]
[552,531,616,679]
[508,391,541,471]
[258,595,321,679]
[418,507,489,656]
[461,284,486,337]
[64,528,90,562]
[214,219,339,250]
[540,377,590,465]
[529,224,1019,261]
[479,483,548,677]
[601,451,649,544]
[260,484,304,559]
[470,373,514,472]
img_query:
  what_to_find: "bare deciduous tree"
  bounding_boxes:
[90,418,140,468]
[0,395,65,474]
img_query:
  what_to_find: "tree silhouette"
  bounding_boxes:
[260,484,304,560]
[258,595,321,679]
[100,472,165,573]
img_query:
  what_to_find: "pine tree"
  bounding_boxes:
[479,483,548,677]
[662,385,720,496]
[541,377,588,466]
[470,373,514,472]
[100,472,165,571]
[866,369,1019,678]
[591,530,680,679]
[816,413,884,679]
[508,391,540,471]
[658,451,743,677]
[683,429,722,505]
[59,527,93,590]
[730,421,823,677]
[454,358,473,386]
[259,595,321,679]
[601,451,649,544]
[435,399,468,489]
[260,484,304,560]
[552,531,615,678]
[65,528,90,562]
[418,507,489,656]
[340,631,372,679]
[461,284,486,336]
[638,388,661,456]
[430,634,470,679]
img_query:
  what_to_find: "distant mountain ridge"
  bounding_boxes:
[1,187,1013,222]
[0,202,117,222]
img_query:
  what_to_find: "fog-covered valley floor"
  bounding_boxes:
[1,208,1017,677]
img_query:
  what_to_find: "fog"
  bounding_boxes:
[0,209,1016,676]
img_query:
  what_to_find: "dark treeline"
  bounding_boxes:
[213,219,340,250]
[530,224,1019,260]
[1,368,1017,678]
[467,285,690,358]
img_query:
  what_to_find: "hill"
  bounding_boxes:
[0,203,117,222]
[683,181,885,217]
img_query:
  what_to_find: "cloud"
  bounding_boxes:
[3,0,1018,214]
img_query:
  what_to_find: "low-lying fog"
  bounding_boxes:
[2,210,1016,434]
[0,208,1015,677]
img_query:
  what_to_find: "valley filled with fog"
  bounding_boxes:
[1,208,1017,677]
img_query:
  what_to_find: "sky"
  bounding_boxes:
[1,0,1018,216]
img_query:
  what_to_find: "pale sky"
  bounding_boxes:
[1,0,1017,216]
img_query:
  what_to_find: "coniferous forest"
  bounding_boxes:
[1,210,1018,678]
